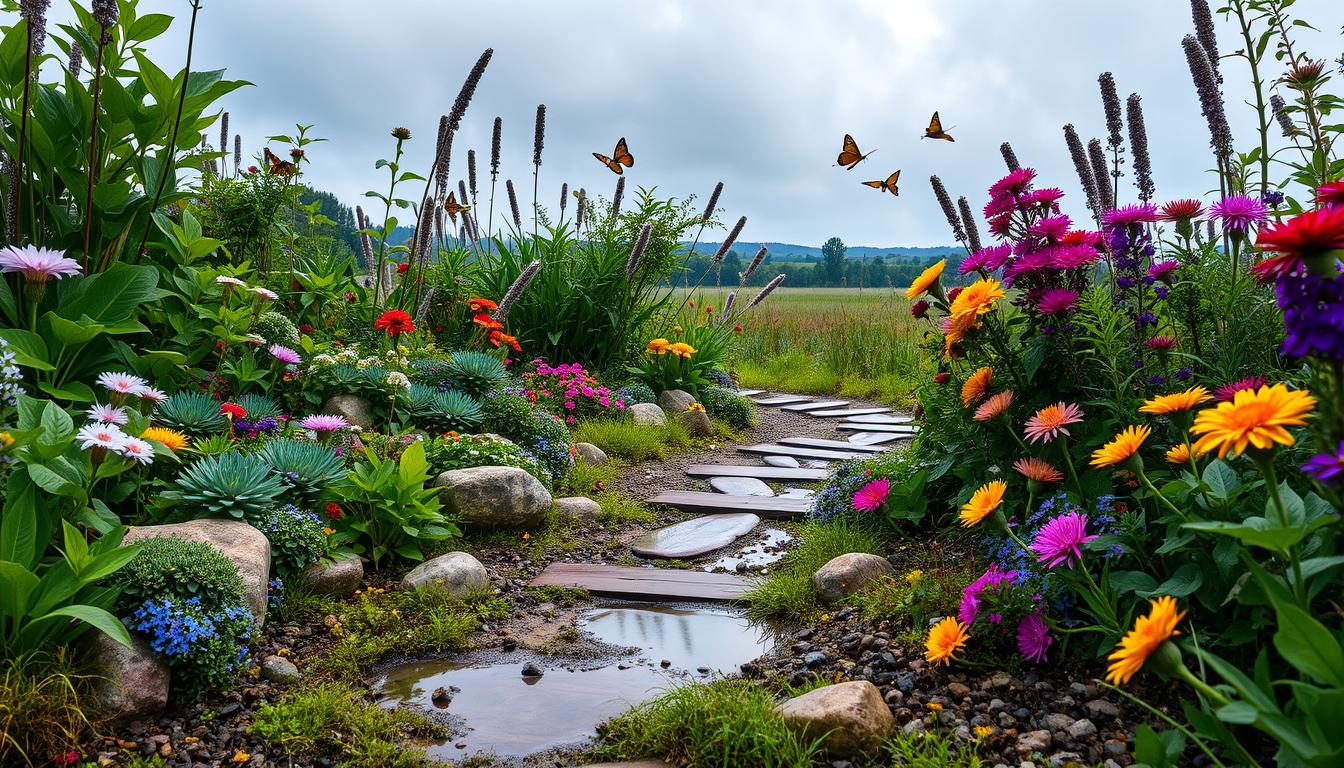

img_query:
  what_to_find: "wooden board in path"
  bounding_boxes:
[779,400,850,412]
[737,443,864,461]
[807,407,892,418]
[778,436,888,453]
[835,422,920,434]
[646,490,811,519]
[530,563,752,602]
[752,395,814,406]
[685,464,830,482]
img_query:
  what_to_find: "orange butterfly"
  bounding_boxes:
[263,148,297,177]
[443,191,470,225]
[922,112,955,142]
[862,170,901,196]
[835,134,874,169]
[593,138,634,174]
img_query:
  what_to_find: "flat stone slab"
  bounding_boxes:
[778,436,888,454]
[848,432,906,446]
[530,563,752,601]
[763,455,800,468]
[738,443,864,461]
[736,389,765,397]
[646,490,811,519]
[629,513,761,558]
[803,459,832,468]
[752,395,814,406]
[776,487,815,499]
[835,422,920,434]
[807,407,892,418]
[780,400,850,412]
[685,463,828,482]
[842,413,914,424]
[709,476,775,497]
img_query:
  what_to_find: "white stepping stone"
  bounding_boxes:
[848,432,907,446]
[807,407,892,418]
[763,455,801,468]
[844,413,914,424]
[629,513,761,559]
[780,400,850,412]
[736,389,765,397]
[802,459,832,469]
[775,487,815,500]
[753,395,813,406]
[709,476,775,497]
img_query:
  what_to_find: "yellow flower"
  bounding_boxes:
[141,426,190,451]
[959,479,1006,527]
[647,338,670,354]
[673,325,684,334]
[667,342,696,358]
[973,725,994,739]
[926,702,943,713]
[960,367,993,407]
[1139,385,1212,415]
[905,569,924,585]
[925,616,970,666]
[1190,383,1316,459]
[949,278,1005,322]
[905,259,946,299]
[1164,444,1192,465]
[323,527,335,536]
[1090,425,1151,468]
[231,751,251,764]
[1105,596,1185,684]
[687,402,706,412]
[0,431,12,449]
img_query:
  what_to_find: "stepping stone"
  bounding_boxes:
[835,422,920,434]
[848,432,906,446]
[778,437,888,454]
[752,395,813,406]
[629,513,761,559]
[763,455,801,468]
[530,563,751,601]
[686,464,829,482]
[738,443,864,461]
[780,400,850,412]
[844,413,914,425]
[807,407,892,418]
[646,490,811,519]
[736,389,765,397]
[709,476,775,497]
[802,460,832,469]
[776,487,815,500]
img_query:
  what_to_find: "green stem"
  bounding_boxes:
[1099,681,1236,768]
[1059,438,1087,503]
[1138,469,1187,520]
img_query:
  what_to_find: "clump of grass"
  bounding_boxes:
[853,554,977,647]
[572,418,691,462]
[268,582,341,626]
[744,519,884,623]
[251,683,445,768]
[561,456,620,495]
[593,680,826,767]
[536,625,581,656]
[0,652,97,767]
[528,585,589,606]
[596,490,656,523]
[885,729,986,767]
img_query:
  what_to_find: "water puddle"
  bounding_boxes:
[579,604,774,674]
[704,528,793,572]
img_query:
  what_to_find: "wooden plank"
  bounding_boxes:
[752,395,814,406]
[738,443,864,461]
[807,407,892,418]
[778,436,888,453]
[835,422,920,434]
[779,400,850,412]
[530,563,752,601]
[735,389,765,397]
[647,490,811,519]
[685,464,830,482]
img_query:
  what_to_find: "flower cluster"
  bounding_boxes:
[126,594,254,698]
[517,361,626,425]
[0,337,25,410]
[468,298,522,352]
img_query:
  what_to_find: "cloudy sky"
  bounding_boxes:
[49,1,1344,247]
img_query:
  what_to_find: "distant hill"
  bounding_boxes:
[684,241,962,261]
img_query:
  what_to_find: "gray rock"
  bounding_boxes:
[678,407,714,437]
[708,476,774,497]
[125,519,270,628]
[628,402,667,426]
[400,551,489,597]
[1042,713,1074,731]
[261,654,300,683]
[432,465,553,529]
[522,661,544,677]
[1085,699,1120,719]
[322,394,373,429]
[902,718,926,735]
[1017,730,1053,755]
[89,632,169,720]
[554,496,602,520]
[813,553,895,605]
[573,442,608,465]
[1049,754,1084,768]
[776,681,895,754]
[1066,718,1097,739]
[763,455,800,468]
[657,389,697,413]
[299,552,363,596]
[1103,740,1128,759]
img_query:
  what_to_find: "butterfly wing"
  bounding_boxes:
[886,170,901,195]
[593,152,623,174]
[861,180,885,189]
[837,134,865,169]
[614,137,634,167]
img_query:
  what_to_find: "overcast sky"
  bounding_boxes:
[49,1,1344,247]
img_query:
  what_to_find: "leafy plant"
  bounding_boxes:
[165,451,285,520]
[111,536,246,612]
[445,350,507,398]
[427,389,483,433]
[255,505,327,577]
[331,441,457,568]
[258,439,346,507]
[253,311,301,346]
[126,594,253,700]
[154,391,228,437]
[699,385,756,431]
[235,393,283,422]
[423,433,551,489]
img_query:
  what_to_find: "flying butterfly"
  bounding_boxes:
[835,134,874,169]
[922,112,955,142]
[593,138,634,174]
[861,170,901,196]
[443,191,470,225]
[263,147,297,177]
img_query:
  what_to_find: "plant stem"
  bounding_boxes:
[1099,682,1235,768]
[1138,468,1187,520]
[15,15,35,244]
[82,32,110,267]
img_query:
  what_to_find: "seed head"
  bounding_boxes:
[957,197,982,253]
[999,142,1020,172]
[929,175,965,243]
[1126,93,1154,202]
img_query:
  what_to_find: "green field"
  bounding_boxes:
[675,287,926,406]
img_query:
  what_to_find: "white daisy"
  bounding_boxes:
[96,371,149,395]
[137,386,168,403]
[76,423,128,451]
[215,275,247,287]
[251,287,279,300]
[86,403,129,425]
[117,437,155,465]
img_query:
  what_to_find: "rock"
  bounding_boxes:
[763,455,800,468]
[1042,713,1074,731]
[299,553,363,596]
[803,651,827,667]
[322,394,373,429]
[628,402,667,426]
[1103,740,1128,759]
[125,519,270,628]
[708,476,775,497]
[260,655,300,683]
[678,407,714,437]
[776,680,895,755]
[657,389,697,413]
[1017,730,1053,755]
[630,513,760,558]
[813,553,895,605]
[431,687,453,707]
[432,466,552,529]
[400,551,489,597]
[89,633,169,720]
[1085,699,1120,719]
[1066,718,1097,739]
[554,496,602,520]
[521,661,544,677]
[573,442,608,465]
[902,718,925,735]
[946,682,971,698]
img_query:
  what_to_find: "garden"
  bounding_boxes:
[1,1,1343,767]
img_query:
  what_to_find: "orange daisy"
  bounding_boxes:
[959,479,1006,527]
[1105,596,1185,684]
[961,367,993,407]
[924,616,970,666]
[905,259,946,300]
[1139,386,1212,415]
[1189,384,1315,459]
[973,390,1014,421]
[1090,425,1151,468]
[1013,457,1063,484]
[949,278,1005,323]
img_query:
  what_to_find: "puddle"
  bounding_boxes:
[579,604,774,674]
[704,528,793,572]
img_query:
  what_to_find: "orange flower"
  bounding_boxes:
[1105,596,1185,684]
[1013,457,1063,484]
[1164,444,1192,464]
[467,297,498,312]
[141,426,190,451]
[925,616,970,665]
[906,259,946,300]
[1190,384,1315,459]
[667,342,696,358]
[1140,386,1212,415]
[489,330,522,352]
[949,278,1005,322]
[960,367,993,407]
[473,312,504,331]
[959,480,1006,527]
[973,390,1014,421]
[647,338,671,354]
[1090,425,1151,468]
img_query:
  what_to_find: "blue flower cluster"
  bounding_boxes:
[267,577,285,608]
[809,459,868,521]
[529,434,573,482]
[259,503,321,535]
[127,595,252,659]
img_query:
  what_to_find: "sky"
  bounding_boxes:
[45,0,1344,247]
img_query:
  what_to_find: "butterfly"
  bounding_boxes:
[922,112,955,142]
[862,170,901,196]
[593,138,634,174]
[443,191,470,225]
[835,134,874,169]
[263,147,297,177]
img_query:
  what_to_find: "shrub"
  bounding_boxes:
[253,311,301,346]
[528,412,575,479]
[481,390,536,436]
[572,417,691,461]
[423,433,551,489]
[257,505,328,576]
[257,439,347,507]
[445,350,508,398]
[126,595,253,700]
[166,451,286,520]
[331,441,458,568]
[112,537,246,613]
[403,385,483,433]
[700,385,756,431]
[519,362,627,424]
[251,683,444,768]
[154,391,227,437]
[616,381,656,404]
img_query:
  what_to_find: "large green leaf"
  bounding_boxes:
[55,263,159,324]
[1272,600,1344,687]
[0,328,55,371]
[0,561,40,623]
[24,604,133,649]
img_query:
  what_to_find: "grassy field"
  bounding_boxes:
[673,287,926,406]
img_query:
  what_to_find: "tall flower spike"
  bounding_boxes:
[746,274,786,310]
[1190,0,1222,84]
[506,179,521,229]
[721,291,736,319]
[467,149,478,198]
[930,176,965,243]
[416,197,435,260]
[1126,93,1155,202]
[1000,141,1021,172]
[220,112,230,169]
[715,216,746,263]
[1064,124,1101,215]
[355,206,374,281]
[1099,72,1124,149]
[434,115,451,195]
[559,182,568,217]
[613,176,626,217]
[68,42,82,77]
[1269,94,1295,137]
[1088,138,1114,212]
[626,223,653,279]
[576,188,587,229]
[458,180,470,214]
[415,288,436,326]
[532,104,546,167]
[234,134,242,171]
[4,152,16,240]
[742,246,767,281]
[447,49,493,132]
[20,0,51,58]
[1182,35,1233,158]
[958,197,982,253]
[495,260,540,322]
[703,182,723,221]
[91,0,117,28]
[490,117,502,178]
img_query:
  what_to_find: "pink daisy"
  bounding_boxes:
[1035,288,1080,315]
[1020,187,1064,209]
[96,371,149,396]
[251,287,279,300]
[1214,375,1266,402]
[137,386,168,403]
[1023,402,1084,444]
[852,478,890,512]
[1027,215,1072,241]
[0,245,82,282]
[1148,260,1180,282]
[117,437,155,465]
[298,414,350,432]
[76,423,128,451]
[1047,244,1101,270]
[1101,203,1160,228]
[1210,194,1268,234]
[989,168,1037,199]
[86,403,128,425]
[1144,336,1178,352]
[1016,612,1053,663]
[269,344,302,364]
[1030,511,1098,568]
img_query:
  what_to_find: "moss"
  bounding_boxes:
[596,490,656,524]
[251,683,445,768]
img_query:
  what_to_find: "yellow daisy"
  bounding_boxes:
[959,479,1006,527]
[905,259,946,300]
[141,426,190,451]
[1105,596,1185,684]
[1190,384,1315,459]
[925,616,970,666]
[949,278,1005,322]
[1139,385,1212,415]
[1090,425,1151,468]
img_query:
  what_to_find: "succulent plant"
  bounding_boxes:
[235,393,282,421]
[258,439,347,507]
[445,351,507,398]
[252,311,300,346]
[154,391,228,437]
[167,451,285,521]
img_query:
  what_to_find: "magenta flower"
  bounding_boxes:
[1143,335,1178,352]
[269,344,301,364]
[1016,612,1053,663]
[1210,194,1268,234]
[0,245,82,282]
[1214,375,1266,402]
[958,564,1017,625]
[1101,203,1159,228]
[1027,215,1072,241]
[1303,441,1344,486]
[1030,512,1098,568]
[1003,251,1055,280]
[960,244,1011,275]
[989,168,1037,199]
[298,414,350,432]
[852,478,890,512]
[1020,187,1064,208]
[1047,244,1101,270]
[1148,259,1180,283]
[1035,288,1080,315]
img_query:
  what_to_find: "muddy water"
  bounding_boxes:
[704,527,793,573]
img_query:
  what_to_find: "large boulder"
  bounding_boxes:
[89,632,169,720]
[400,551,489,597]
[678,407,714,437]
[432,466,553,529]
[322,394,373,429]
[554,496,602,520]
[573,442,608,466]
[300,552,364,596]
[628,402,667,427]
[775,680,894,755]
[657,389,697,413]
[125,519,271,628]
[812,553,895,606]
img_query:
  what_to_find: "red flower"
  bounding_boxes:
[300,323,313,333]
[1253,205,1344,281]
[247,165,259,173]
[946,286,964,303]
[375,309,415,336]
[1317,181,1344,208]
[910,299,930,318]
[934,372,951,384]
[290,148,305,159]
[325,502,344,520]
[344,292,356,302]
[467,297,498,312]
[397,262,409,274]
[220,402,246,420]
[52,751,79,767]
[473,312,503,331]
[1158,198,1205,221]
[291,279,302,291]
[733,324,743,333]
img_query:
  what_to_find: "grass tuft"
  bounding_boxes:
[251,683,445,768]
[268,582,342,626]
[573,417,691,462]
[744,519,884,623]
[0,652,98,767]
[596,490,656,523]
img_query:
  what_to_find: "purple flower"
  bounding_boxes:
[960,243,1011,275]
[958,564,1018,625]
[1101,203,1160,229]
[1303,441,1344,486]
[298,414,350,432]
[1030,512,1098,569]
[268,344,301,364]
[1115,275,1135,291]
[1017,612,1053,663]
[1175,367,1193,381]
[1210,194,1268,234]
[1276,271,1344,361]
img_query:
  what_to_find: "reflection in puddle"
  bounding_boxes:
[704,528,793,573]
[579,604,774,675]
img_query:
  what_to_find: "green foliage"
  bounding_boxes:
[616,381,656,404]
[165,451,286,520]
[700,385,756,430]
[194,169,300,272]
[745,519,884,623]
[330,441,457,569]
[445,350,507,398]
[572,417,691,461]
[127,593,254,700]
[235,393,283,421]
[111,536,245,613]
[257,505,328,576]
[251,683,444,768]
[423,434,551,489]
[885,730,986,767]
[595,490,656,524]
[257,439,346,507]
[253,311,301,347]
[0,651,98,767]
[154,391,228,437]
[402,385,483,433]
[318,587,495,679]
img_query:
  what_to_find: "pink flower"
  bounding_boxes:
[1020,187,1064,208]
[1035,288,1079,315]
[76,423,127,451]
[1027,215,1071,241]
[1017,612,1053,663]
[1101,203,1159,228]
[1030,512,1098,568]
[1148,260,1180,283]
[86,403,128,425]
[1215,375,1266,402]
[989,168,1037,199]
[1047,244,1101,270]
[298,414,350,432]
[269,344,301,364]
[1210,194,1268,234]
[564,400,576,410]
[96,371,148,396]
[958,564,1017,625]
[0,245,82,282]
[1144,336,1178,352]
[1023,402,1084,444]
[852,478,890,512]
[117,437,155,465]
[960,244,1011,275]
